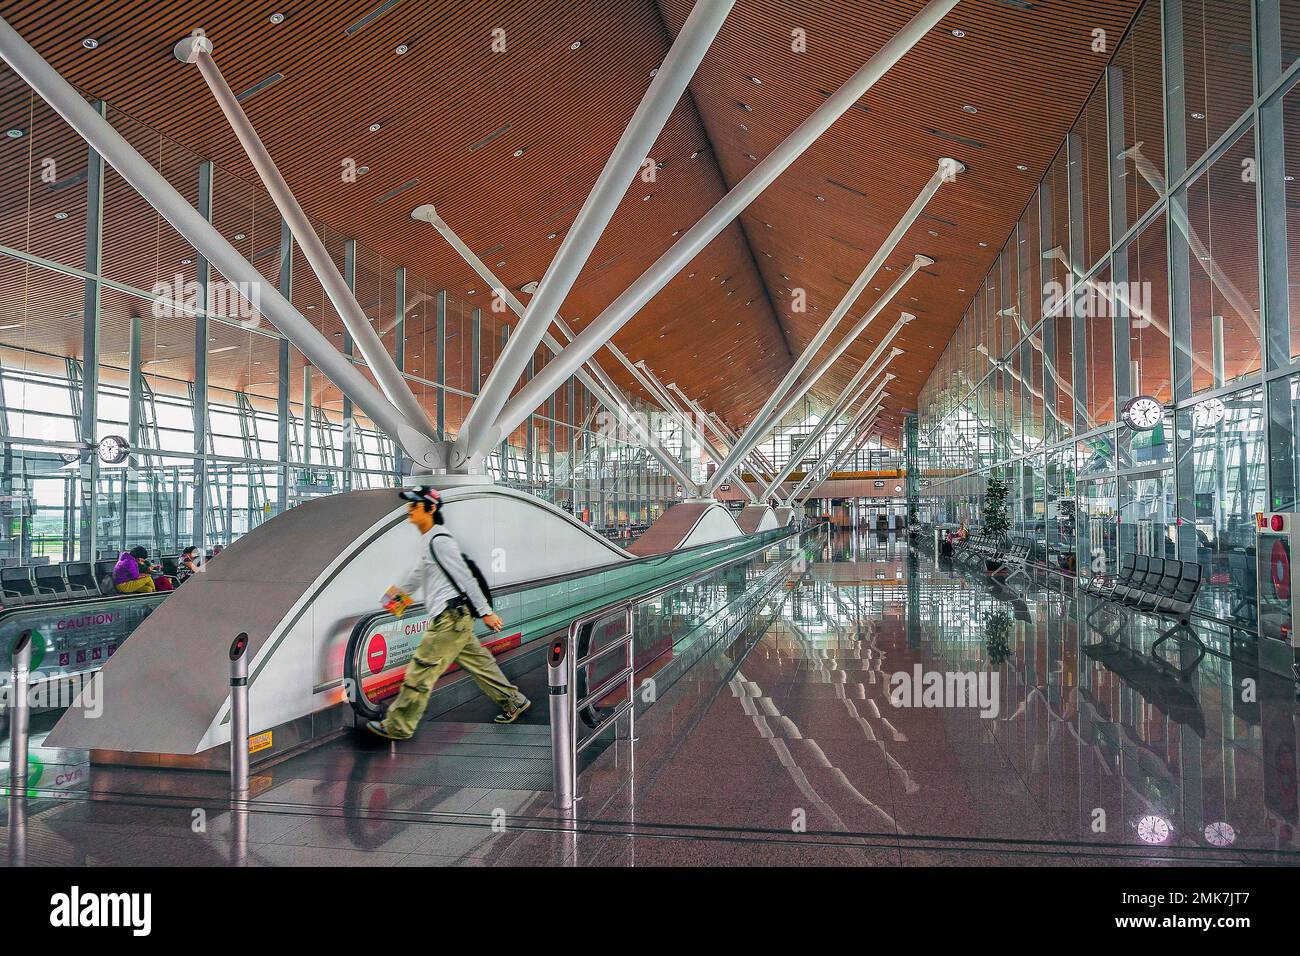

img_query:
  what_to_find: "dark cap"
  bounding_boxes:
[399,485,442,507]
[129,546,149,560]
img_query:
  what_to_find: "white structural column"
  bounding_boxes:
[786,392,888,503]
[702,158,957,494]
[710,302,917,496]
[0,15,440,467]
[175,32,436,441]
[762,350,900,498]
[669,383,773,484]
[455,0,735,467]
[492,0,962,452]
[411,207,700,493]
[792,410,883,504]
[629,360,758,502]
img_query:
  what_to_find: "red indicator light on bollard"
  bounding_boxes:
[1272,515,1285,532]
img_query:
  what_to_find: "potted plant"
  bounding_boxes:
[984,609,1013,666]
[982,476,1011,575]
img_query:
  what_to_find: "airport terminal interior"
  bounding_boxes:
[0,0,1298,869]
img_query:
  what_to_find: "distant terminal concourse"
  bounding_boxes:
[0,0,1296,908]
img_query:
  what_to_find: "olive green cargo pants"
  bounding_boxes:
[382,606,525,738]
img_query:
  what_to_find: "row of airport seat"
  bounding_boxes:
[1082,553,1204,647]
[951,533,1035,585]
[0,552,201,606]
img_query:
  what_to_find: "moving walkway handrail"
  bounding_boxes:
[550,522,823,807]
[344,524,803,719]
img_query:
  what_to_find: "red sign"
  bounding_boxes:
[1272,540,1291,601]
[366,633,388,674]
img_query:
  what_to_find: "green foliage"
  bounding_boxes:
[982,476,1011,542]
[984,609,1012,666]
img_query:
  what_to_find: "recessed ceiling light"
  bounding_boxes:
[82,38,100,49]
[358,166,369,174]
[671,230,680,236]
[521,281,540,293]
[978,241,988,247]
[466,289,476,295]
[1016,164,1028,171]
[513,147,525,157]
[689,150,699,159]
[927,229,938,236]
[1190,111,1206,120]
[269,13,285,24]
[234,233,246,241]
[570,40,582,50]
[54,211,69,220]
[649,68,658,77]
[546,233,557,240]
[739,102,753,112]
[306,304,316,310]
[642,194,652,201]
[181,258,193,265]
[962,104,978,114]
[395,44,409,54]
[749,76,762,85]
[368,123,382,133]
[951,29,966,38]
[5,128,22,138]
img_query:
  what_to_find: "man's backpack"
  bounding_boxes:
[428,531,494,617]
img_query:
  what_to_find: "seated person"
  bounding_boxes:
[112,547,156,594]
[178,545,201,582]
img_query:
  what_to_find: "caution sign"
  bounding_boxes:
[248,731,273,754]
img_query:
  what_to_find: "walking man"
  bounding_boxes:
[366,486,531,740]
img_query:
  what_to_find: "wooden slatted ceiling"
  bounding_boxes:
[0,0,1141,445]
[658,0,1142,443]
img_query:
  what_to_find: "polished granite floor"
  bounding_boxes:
[3,528,1297,866]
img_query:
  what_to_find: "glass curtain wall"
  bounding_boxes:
[915,0,1294,625]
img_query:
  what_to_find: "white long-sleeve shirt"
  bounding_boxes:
[399,528,492,618]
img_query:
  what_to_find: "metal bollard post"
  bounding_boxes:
[8,630,32,796]
[547,636,574,810]
[228,632,250,798]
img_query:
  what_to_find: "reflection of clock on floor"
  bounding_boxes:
[1122,395,1163,431]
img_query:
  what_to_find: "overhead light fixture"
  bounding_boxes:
[82,38,99,49]
[642,194,652,201]
[234,233,246,241]
[269,13,285,24]
[521,281,540,294]
[5,128,23,138]
[962,104,978,114]
[570,40,582,50]
[1190,111,1206,120]
[368,122,382,133]
[181,258,193,265]
[54,211,69,220]
[978,241,988,247]
[649,68,658,76]
[395,44,409,54]
[209,345,240,354]
[358,165,369,174]
[546,233,557,240]
[1016,164,1028,171]
[951,29,966,37]
[739,102,753,112]
[513,147,526,157]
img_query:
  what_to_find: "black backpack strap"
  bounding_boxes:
[427,531,470,607]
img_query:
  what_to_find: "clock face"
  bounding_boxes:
[1137,814,1171,844]
[1203,821,1236,847]
[97,435,129,464]
[1124,396,1163,431]
[1192,398,1226,429]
